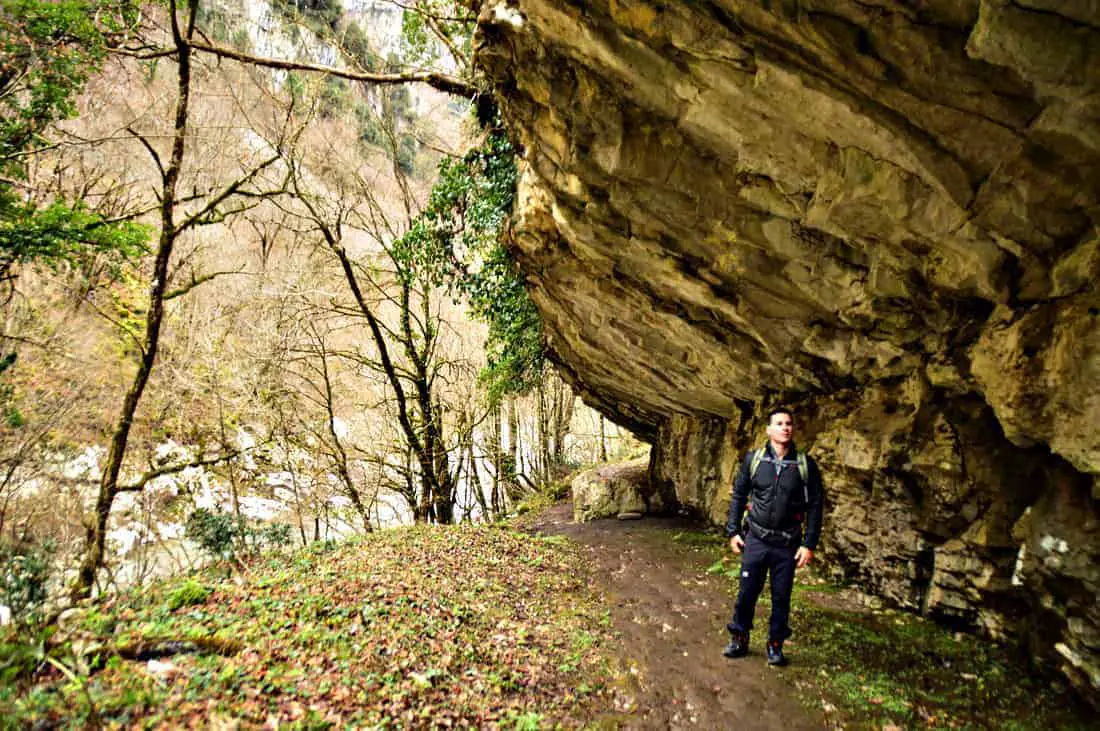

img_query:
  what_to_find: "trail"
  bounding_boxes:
[525,503,827,730]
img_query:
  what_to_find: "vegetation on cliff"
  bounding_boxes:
[0,0,148,294]
[397,128,544,403]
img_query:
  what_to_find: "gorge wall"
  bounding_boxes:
[472,0,1100,700]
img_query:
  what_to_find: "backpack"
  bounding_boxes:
[748,446,810,503]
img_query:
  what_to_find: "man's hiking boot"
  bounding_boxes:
[766,640,787,666]
[723,632,749,659]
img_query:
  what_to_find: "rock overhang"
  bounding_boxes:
[474,0,1100,701]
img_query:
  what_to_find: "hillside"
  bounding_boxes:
[2,524,621,727]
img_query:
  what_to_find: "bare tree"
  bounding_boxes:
[72,0,292,601]
[284,317,376,530]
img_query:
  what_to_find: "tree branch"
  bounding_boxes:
[185,39,480,99]
[174,154,283,234]
[164,269,245,300]
[118,449,241,493]
[126,126,165,179]
[111,46,177,60]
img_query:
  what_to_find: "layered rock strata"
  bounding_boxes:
[474,0,1100,699]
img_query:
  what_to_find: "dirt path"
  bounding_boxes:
[525,503,827,730]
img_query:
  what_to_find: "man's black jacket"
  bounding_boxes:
[725,443,824,550]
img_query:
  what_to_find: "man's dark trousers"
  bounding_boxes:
[727,532,797,642]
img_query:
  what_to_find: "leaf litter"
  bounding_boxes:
[2,526,621,729]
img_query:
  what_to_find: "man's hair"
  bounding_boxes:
[766,407,793,425]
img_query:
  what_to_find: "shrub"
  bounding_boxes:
[185,508,239,561]
[396,134,418,175]
[0,539,54,626]
[185,508,293,566]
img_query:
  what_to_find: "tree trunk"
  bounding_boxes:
[508,396,520,475]
[536,374,551,487]
[489,401,502,519]
[551,378,573,467]
[313,327,372,532]
[466,417,488,521]
[599,414,608,462]
[213,371,241,520]
[72,0,198,602]
[322,242,443,524]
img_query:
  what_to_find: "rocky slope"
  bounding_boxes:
[472,0,1100,700]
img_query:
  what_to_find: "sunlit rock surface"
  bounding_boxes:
[475,0,1100,699]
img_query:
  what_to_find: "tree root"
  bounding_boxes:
[110,635,244,661]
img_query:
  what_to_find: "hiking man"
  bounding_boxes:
[723,407,823,666]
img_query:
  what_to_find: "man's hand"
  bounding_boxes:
[795,546,813,568]
[729,535,745,554]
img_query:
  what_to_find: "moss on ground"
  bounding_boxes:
[785,600,1095,730]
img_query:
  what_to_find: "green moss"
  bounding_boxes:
[164,579,212,611]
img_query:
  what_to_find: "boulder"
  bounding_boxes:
[572,457,662,522]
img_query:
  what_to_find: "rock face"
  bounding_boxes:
[474,0,1100,699]
[572,457,669,522]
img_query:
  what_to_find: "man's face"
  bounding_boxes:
[767,412,793,445]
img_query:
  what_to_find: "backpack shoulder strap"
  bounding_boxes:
[749,447,767,478]
[796,451,810,502]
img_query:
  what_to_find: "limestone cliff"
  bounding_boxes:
[473,0,1100,699]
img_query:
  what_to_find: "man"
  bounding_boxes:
[723,407,823,666]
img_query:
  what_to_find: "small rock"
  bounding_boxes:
[617,512,643,520]
[207,714,241,731]
[57,607,87,635]
[146,659,178,676]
